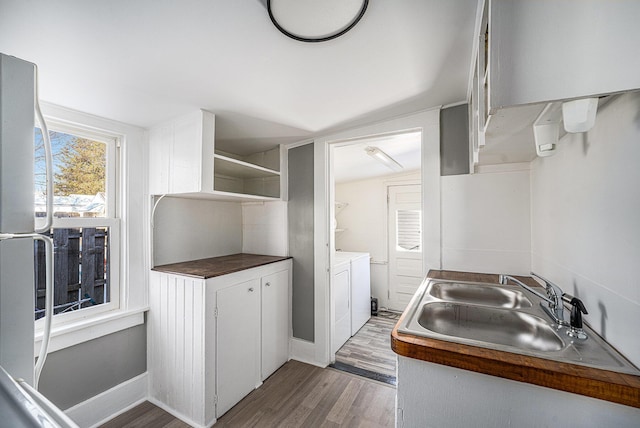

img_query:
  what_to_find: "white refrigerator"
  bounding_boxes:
[0,53,77,427]
[0,53,37,384]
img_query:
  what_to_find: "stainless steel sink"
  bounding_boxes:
[427,282,532,308]
[418,302,563,352]
[399,279,640,374]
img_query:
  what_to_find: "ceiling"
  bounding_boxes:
[334,131,421,184]
[0,0,479,151]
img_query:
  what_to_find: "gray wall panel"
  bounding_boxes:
[38,323,146,410]
[440,104,470,176]
[288,144,314,341]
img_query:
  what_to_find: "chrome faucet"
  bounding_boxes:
[499,272,588,339]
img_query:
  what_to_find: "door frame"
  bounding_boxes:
[306,108,441,367]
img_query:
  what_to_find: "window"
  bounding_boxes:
[396,209,421,252]
[34,123,120,322]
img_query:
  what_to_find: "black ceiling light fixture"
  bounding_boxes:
[267,0,369,43]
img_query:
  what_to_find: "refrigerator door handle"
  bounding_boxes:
[0,233,54,389]
[33,234,54,389]
[34,64,53,234]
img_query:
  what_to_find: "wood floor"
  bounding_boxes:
[333,312,399,382]
[99,360,396,428]
[99,401,190,428]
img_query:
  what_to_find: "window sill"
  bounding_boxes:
[34,307,148,357]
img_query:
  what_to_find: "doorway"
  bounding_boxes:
[328,131,422,384]
[300,108,440,373]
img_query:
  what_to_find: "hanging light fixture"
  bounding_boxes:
[267,0,369,43]
[365,146,403,172]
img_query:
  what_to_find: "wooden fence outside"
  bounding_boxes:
[34,227,109,318]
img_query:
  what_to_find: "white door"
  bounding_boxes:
[388,184,423,311]
[216,279,261,417]
[261,270,289,381]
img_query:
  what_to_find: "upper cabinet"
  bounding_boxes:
[488,0,640,110]
[470,0,640,167]
[149,110,282,201]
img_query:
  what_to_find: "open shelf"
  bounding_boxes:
[149,110,283,201]
[214,155,280,180]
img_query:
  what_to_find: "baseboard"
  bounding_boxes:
[147,396,216,428]
[64,372,148,428]
[289,338,326,368]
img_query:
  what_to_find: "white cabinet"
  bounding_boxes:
[216,278,261,417]
[488,0,640,111]
[149,110,214,195]
[148,259,291,427]
[216,265,290,417]
[217,269,290,417]
[469,0,640,167]
[149,109,282,201]
[261,270,289,380]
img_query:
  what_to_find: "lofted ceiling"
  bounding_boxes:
[0,0,479,151]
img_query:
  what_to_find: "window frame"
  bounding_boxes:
[33,115,127,342]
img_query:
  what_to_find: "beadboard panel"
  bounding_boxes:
[148,272,214,427]
[148,260,291,427]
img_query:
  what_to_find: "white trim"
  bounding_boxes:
[474,162,531,174]
[467,0,486,102]
[442,100,468,109]
[33,117,122,326]
[289,338,327,368]
[284,138,315,150]
[147,397,216,428]
[313,108,441,370]
[34,307,146,356]
[30,102,150,358]
[64,372,148,428]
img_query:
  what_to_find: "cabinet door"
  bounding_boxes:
[148,110,214,195]
[170,111,204,193]
[261,270,289,380]
[216,278,260,417]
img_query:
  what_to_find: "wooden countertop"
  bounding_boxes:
[152,253,291,279]
[391,270,640,408]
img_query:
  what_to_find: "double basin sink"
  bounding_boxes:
[399,279,639,374]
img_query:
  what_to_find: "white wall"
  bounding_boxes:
[242,201,288,256]
[397,356,640,428]
[531,92,640,366]
[153,198,242,266]
[335,171,421,309]
[441,163,531,275]
[153,198,288,266]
